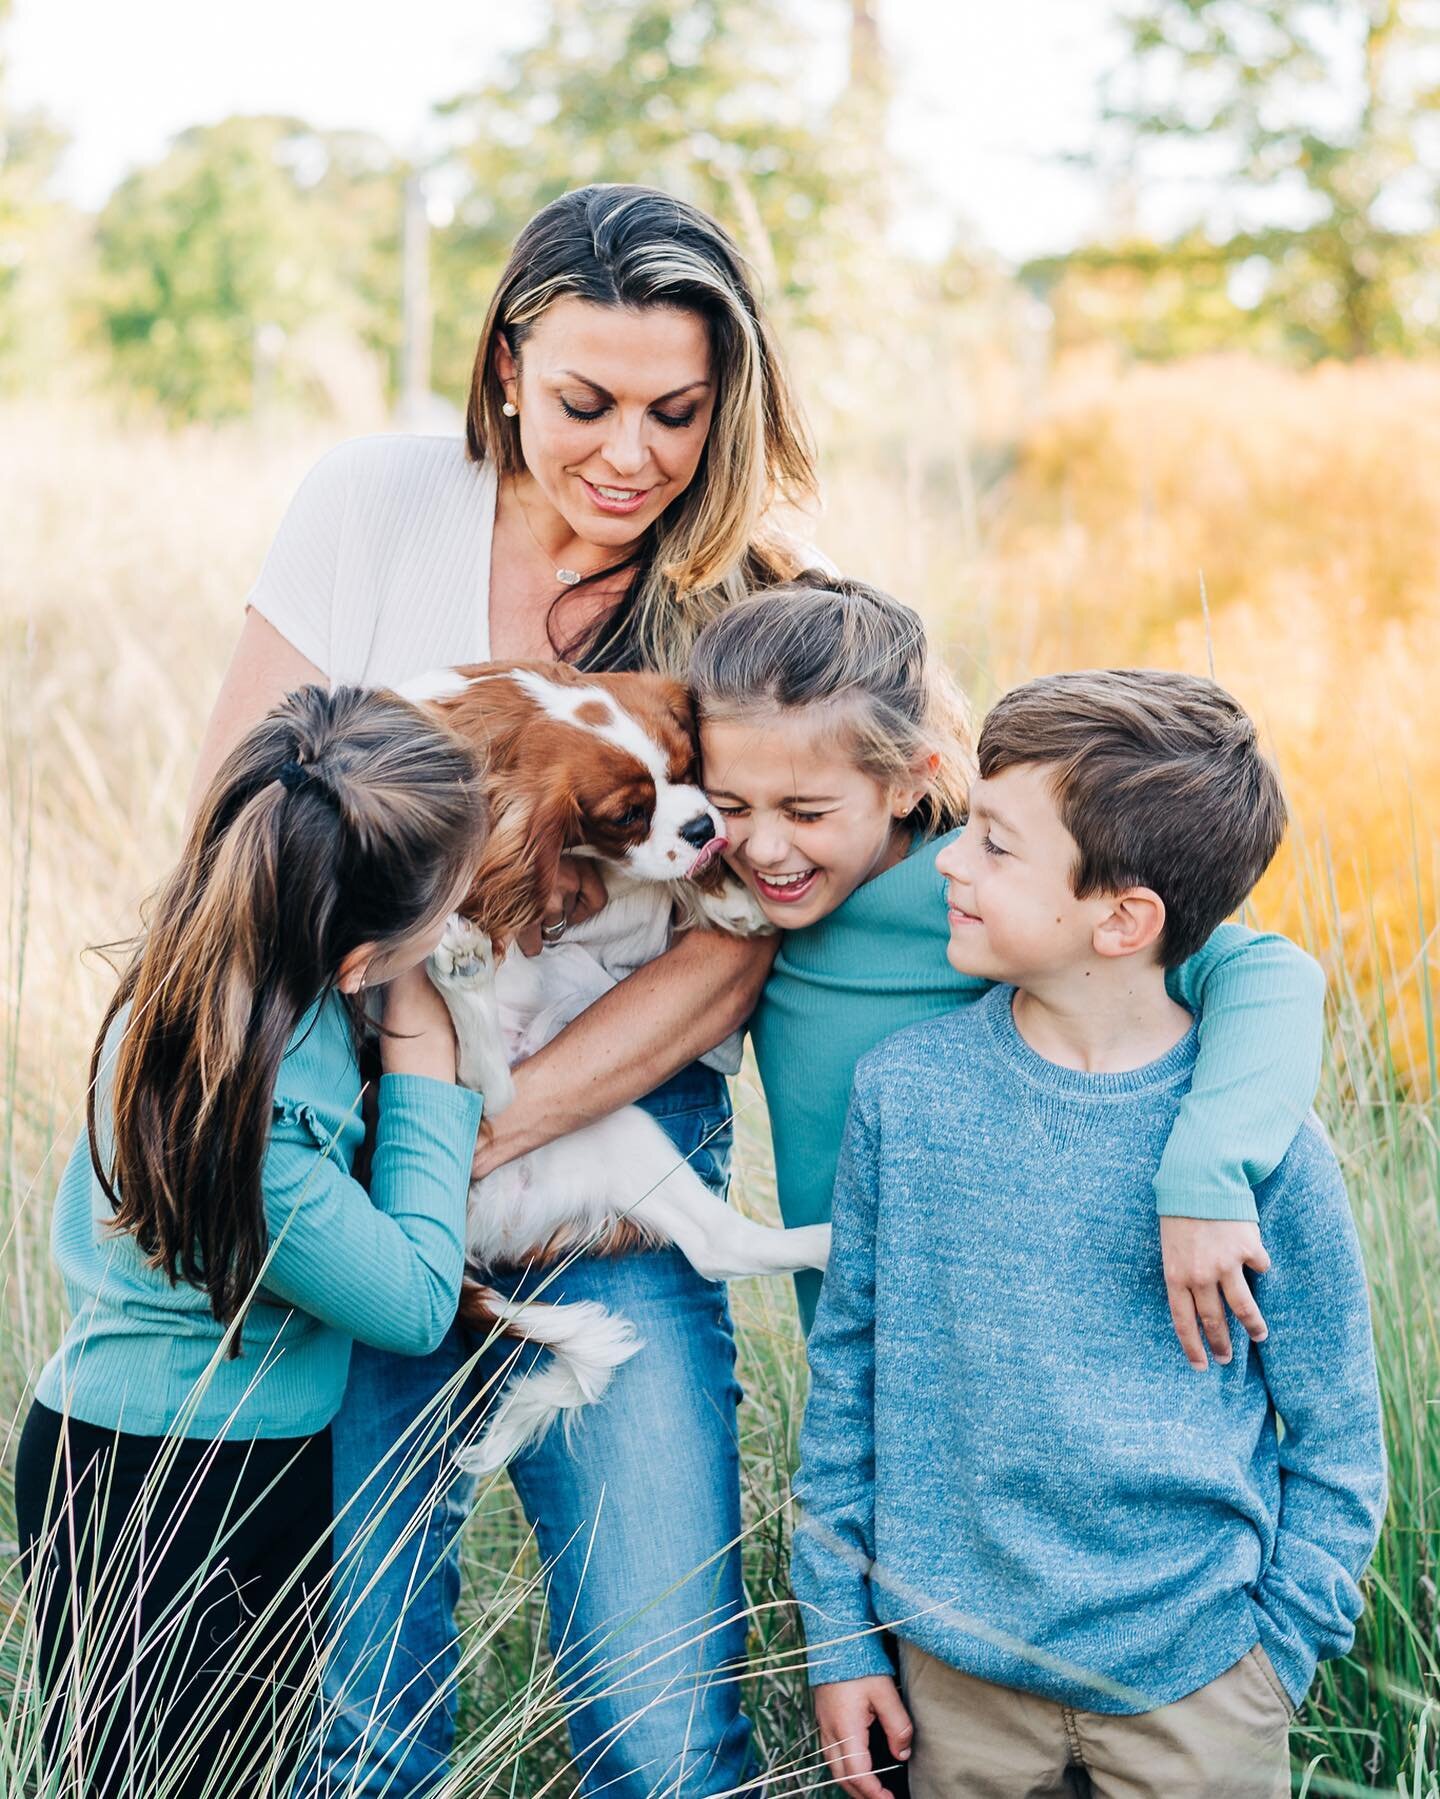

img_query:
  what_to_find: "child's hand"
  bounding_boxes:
[1160,1217,1270,1370]
[813,1674,913,1799]
[379,965,458,1083]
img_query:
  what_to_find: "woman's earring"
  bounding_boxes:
[502,401,518,418]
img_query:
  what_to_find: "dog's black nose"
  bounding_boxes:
[678,813,717,849]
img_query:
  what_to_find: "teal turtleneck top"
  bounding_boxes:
[748,828,1326,1331]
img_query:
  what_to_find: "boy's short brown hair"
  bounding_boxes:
[977,670,1286,966]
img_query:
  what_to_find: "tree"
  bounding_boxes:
[94,116,405,419]
[1051,0,1440,358]
[0,0,89,390]
[426,0,878,402]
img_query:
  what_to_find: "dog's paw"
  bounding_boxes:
[689,878,772,938]
[430,915,496,985]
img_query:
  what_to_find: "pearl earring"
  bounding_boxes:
[502,401,518,417]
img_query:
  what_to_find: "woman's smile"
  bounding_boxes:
[578,475,657,516]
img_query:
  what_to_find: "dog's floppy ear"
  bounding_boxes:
[662,680,699,746]
[460,778,580,950]
[622,671,701,774]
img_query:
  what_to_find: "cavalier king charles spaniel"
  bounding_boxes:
[399,660,830,1473]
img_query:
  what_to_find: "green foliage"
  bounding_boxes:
[3,0,944,425]
[1040,0,1440,360]
[427,0,869,403]
[93,117,404,420]
[0,7,89,392]
[0,112,73,377]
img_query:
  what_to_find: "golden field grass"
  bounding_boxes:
[3,357,1436,1111]
[1,357,1437,1792]
[821,352,1440,1093]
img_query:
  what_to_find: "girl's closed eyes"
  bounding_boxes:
[700,710,935,925]
[709,799,836,826]
[692,587,967,930]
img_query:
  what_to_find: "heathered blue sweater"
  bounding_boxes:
[36,994,482,1440]
[791,985,1386,1713]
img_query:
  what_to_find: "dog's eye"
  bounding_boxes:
[614,805,647,829]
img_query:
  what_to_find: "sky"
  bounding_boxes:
[6,0,1125,264]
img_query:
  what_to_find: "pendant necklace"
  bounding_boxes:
[515,486,588,587]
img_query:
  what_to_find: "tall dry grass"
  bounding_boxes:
[821,352,1440,1089]
[2,359,1437,1791]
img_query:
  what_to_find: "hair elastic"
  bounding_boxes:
[277,759,309,792]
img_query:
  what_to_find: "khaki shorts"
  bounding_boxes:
[897,1639,1292,1799]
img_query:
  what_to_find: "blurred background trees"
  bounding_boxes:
[1034,0,1440,356]
[0,0,89,393]
[3,0,1438,421]
[431,0,840,354]
[93,118,404,418]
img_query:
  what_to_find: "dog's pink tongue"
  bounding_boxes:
[688,836,729,878]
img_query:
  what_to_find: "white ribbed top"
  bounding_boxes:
[246,434,496,687]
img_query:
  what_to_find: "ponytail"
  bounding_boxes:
[90,685,485,1344]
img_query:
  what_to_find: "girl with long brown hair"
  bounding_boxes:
[16,684,487,1799]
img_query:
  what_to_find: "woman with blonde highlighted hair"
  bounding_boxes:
[188,185,816,1798]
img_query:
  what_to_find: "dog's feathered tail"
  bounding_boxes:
[455,1284,643,1475]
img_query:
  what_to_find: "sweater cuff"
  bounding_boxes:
[798,1606,897,1686]
[1153,1186,1259,1224]
[1249,1596,1316,1712]
[377,1072,484,1141]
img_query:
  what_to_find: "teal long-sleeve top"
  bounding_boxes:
[35,994,483,1440]
[749,828,1327,1332]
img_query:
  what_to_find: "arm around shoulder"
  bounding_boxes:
[1158,924,1327,1221]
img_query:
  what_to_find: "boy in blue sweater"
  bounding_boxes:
[791,670,1386,1799]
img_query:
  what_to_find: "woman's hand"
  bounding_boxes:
[379,966,459,1084]
[471,1081,535,1180]
[516,855,609,957]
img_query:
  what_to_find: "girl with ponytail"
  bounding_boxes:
[16,684,487,1799]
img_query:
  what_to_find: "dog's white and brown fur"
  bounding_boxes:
[400,661,830,1473]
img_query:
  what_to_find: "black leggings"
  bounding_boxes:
[15,1400,332,1799]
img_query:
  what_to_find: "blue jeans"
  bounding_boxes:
[296,1064,758,1798]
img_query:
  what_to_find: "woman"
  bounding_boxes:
[190,185,813,1797]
